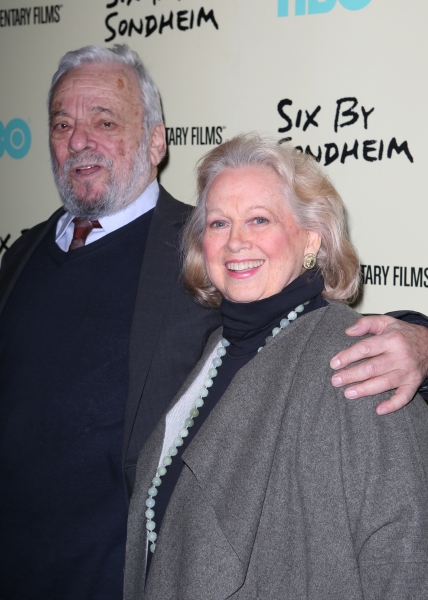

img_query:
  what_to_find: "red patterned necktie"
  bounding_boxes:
[68,218,102,251]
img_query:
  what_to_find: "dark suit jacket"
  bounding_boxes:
[0,185,221,499]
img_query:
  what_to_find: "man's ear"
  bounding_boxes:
[149,124,167,167]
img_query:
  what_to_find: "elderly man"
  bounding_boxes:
[0,44,426,599]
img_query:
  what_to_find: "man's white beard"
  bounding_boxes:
[52,138,152,220]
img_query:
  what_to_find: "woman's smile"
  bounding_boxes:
[203,165,320,303]
[225,259,265,277]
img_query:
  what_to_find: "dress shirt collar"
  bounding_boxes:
[55,178,159,244]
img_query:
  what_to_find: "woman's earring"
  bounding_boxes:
[303,253,316,270]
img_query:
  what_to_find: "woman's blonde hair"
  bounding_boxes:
[182,133,361,308]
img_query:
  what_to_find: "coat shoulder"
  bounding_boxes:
[311,300,362,350]
[264,301,361,374]
[318,299,360,328]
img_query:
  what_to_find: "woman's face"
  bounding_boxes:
[202,166,321,303]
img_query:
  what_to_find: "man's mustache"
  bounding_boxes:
[62,152,114,176]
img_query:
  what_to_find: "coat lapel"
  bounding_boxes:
[138,308,328,599]
[125,330,224,600]
[179,308,328,584]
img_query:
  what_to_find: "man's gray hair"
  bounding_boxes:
[48,44,163,132]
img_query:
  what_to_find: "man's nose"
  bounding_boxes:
[68,121,96,153]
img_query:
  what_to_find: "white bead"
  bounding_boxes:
[174,437,183,446]
[208,368,218,378]
[295,304,304,312]
[272,327,281,336]
[152,477,161,487]
[146,498,155,508]
[146,520,156,531]
[148,532,157,542]
[204,378,213,388]
[199,388,209,398]
[195,398,204,408]
[169,446,178,456]
[287,310,297,320]
[150,543,156,553]
[212,357,222,367]
[145,508,154,519]
[162,456,172,466]
[221,338,230,347]
[148,487,158,497]
[217,347,226,357]
[179,428,189,438]
[158,467,167,476]
[280,318,289,328]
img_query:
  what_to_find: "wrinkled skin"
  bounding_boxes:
[202,166,321,303]
[49,62,166,218]
[331,315,428,414]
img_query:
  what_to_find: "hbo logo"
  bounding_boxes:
[0,119,32,159]
[278,0,372,16]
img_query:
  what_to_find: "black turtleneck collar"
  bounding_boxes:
[220,268,326,358]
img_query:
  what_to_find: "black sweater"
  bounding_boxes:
[0,210,153,600]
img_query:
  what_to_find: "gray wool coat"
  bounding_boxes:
[124,301,428,599]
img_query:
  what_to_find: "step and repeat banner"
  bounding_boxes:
[0,0,426,313]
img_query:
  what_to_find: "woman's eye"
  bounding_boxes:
[254,217,268,225]
[211,220,227,228]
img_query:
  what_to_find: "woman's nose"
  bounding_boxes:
[226,225,252,253]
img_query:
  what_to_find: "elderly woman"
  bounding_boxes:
[124,134,428,599]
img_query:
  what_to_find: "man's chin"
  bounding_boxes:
[75,195,106,207]
[61,193,112,220]
[69,183,106,205]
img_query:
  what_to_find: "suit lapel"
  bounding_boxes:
[123,187,191,481]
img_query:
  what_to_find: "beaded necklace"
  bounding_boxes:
[144,301,308,554]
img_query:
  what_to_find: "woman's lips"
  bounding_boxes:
[225,259,265,278]
[226,259,264,271]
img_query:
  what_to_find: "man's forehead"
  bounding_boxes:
[52,63,141,102]
[50,105,120,119]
